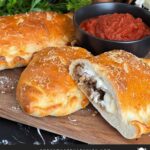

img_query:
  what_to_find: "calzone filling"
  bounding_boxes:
[73,63,116,114]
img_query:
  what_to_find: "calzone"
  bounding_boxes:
[16,47,92,117]
[69,50,150,139]
[142,58,150,66]
[0,12,75,70]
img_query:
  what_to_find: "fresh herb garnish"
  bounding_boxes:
[0,0,92,16]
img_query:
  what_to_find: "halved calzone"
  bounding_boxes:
[69,50,150,139]
[16,46,92,117]
[0,11,75,70]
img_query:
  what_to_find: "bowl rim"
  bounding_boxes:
[74,2,150,43]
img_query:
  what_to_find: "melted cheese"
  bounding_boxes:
[81,65,116,114]
[101,93,116,114]
[91,77,116,114]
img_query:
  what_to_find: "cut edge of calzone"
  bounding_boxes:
[69,50,150,139]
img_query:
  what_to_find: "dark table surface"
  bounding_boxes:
[0,118,83,145]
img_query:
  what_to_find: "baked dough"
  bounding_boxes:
[69,50,150,139]
[0,12,75,70]
[16,46,92,117]
[142,58,150,66]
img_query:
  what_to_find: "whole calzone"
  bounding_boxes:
[0,12,75,70]
[16,46,92,117]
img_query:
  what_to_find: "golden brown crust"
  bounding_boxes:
[16,46,91,117]
[88,50,150,137]
[0,11,75,70]
[142,58,150,66]
[93,50,150,111]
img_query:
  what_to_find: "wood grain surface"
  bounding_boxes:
[0,53,150,144]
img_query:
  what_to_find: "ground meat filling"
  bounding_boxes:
[74,64,106,102]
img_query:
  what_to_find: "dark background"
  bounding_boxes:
[0,118,83,145]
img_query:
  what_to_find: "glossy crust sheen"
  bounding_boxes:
[0,12,75,70]
[83,50,150,138]
[16,47,91,117]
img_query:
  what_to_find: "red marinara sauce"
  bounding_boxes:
[80,13,150,41]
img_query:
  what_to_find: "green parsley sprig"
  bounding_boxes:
[0,0,92,16]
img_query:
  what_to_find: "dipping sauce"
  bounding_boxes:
[80,13,150,41]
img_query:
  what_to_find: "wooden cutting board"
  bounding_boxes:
[0,53,150,144]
